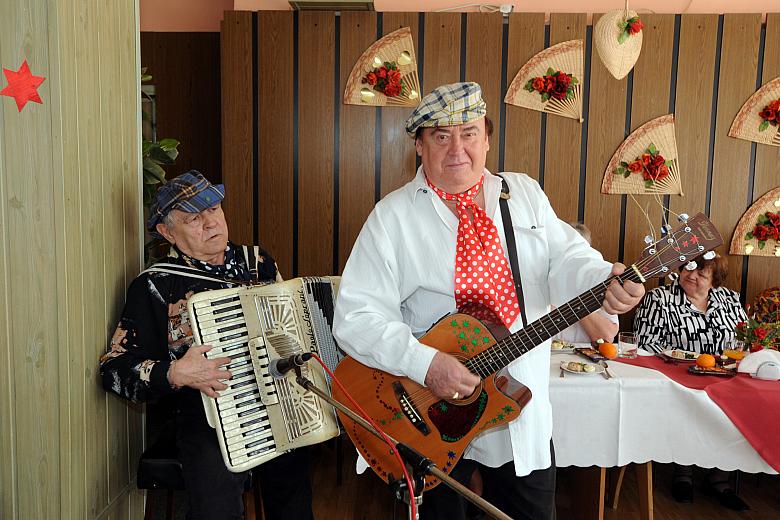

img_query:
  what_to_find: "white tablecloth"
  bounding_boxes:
[549,351,776,474]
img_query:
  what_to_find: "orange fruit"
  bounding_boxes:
[599,342,618,359]
[696,354,716,368]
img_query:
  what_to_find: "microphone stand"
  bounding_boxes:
[293,370,513,520]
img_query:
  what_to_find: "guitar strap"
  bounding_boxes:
[497,175,529,328]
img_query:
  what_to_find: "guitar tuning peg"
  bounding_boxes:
[684,261,698,271]
[644,235,654,245]
[667,271,678,281]
[702,251,716,260]
[677,213,690,223]
[661,224,673,235]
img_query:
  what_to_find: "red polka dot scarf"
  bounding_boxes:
[427,175,521,328]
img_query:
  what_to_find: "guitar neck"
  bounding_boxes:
[465,266,644,378]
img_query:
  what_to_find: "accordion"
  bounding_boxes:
[187,277,342,472]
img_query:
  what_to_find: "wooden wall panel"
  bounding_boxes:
[623,14,675,283]
[221,11,254,245]
[465,13,503,172]
[338,12,377,273]
[504,13,545,180]
[544,13,586,224]
[258,12,294,277]
[583,14,627,262]
[746,13,780,303]
[298,12,335,276]
[710,14,762,291]
[1,0,141,518]
[422,13,461,92]
[380,12,419,197]
[219,9,779,328]
[140,32,222,183]
[671,15,719,221]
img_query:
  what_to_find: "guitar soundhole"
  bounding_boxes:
[427,391,489,442]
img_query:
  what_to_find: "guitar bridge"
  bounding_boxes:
[392,381,431,435]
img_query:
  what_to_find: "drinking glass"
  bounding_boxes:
[723,338,746,360]
[618,332,638,359]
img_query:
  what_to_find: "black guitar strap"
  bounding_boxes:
[497,175,528,328]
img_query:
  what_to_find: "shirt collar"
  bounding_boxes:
[412,165,502,211]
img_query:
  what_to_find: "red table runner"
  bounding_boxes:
[616,355,780,472]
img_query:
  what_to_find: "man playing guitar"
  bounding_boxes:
[332,82,645,519]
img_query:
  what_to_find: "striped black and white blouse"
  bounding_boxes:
[633,280,747,355]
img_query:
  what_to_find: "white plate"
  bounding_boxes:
[559,360,605,375]
[663,349,699,362]
[550,340,576,354]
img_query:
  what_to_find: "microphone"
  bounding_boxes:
[269,352,312,379]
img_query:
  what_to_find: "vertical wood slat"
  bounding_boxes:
[583,14,627,262]
[380,12,419,198]
[101,0,130,507]
[465,13,503,173]
[297,12,335,276]
[338,12,377,273]
[221,11,254,245]
[3,0,57,515]
[503,13,545,180]
[670,15,719,221]
[52,0,83,516]
[258,12,295,277]
[544,13,586,224]
[710,14,762,291]
[623,14,675,285]
[746,13,780,303]
[77,0,110,515]
[422,13,461,93]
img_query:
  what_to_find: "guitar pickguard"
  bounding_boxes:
[427,391,489,442]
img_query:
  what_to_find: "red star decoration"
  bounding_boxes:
[1,60,45,112]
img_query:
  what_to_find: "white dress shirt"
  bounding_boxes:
[333,167,612,476]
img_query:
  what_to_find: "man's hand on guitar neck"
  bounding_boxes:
[602,263,646,315]
[425,351,481,400]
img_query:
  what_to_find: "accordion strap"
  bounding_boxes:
[142,246,267,286]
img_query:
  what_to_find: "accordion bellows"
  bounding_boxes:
[729,186,780,257]
[504,39,585,122]
[729,76,780,147]
[593,9,643,80]
[601,114,684,196]
[343,27,421,107]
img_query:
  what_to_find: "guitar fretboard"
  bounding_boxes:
[464,268,643,378]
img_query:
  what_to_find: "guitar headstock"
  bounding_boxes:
[635,213,723,280]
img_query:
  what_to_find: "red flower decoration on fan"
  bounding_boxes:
[758,99,780,132]
[614,143,671,188]
[744,211,780,250]
[523,68,579,102]
[362,61,407,98]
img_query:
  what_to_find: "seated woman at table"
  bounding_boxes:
[634,252,749,510]
[556,222,619,343]
[633,252,746,354]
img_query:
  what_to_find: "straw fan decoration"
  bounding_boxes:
[729,77,780,147]
[343,27,420,107]
[729,186,780,257]
[601,114,683,195]
[593,2,644,80]
[504,40,584,122]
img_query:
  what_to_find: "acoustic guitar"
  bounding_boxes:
[332,213,723,489]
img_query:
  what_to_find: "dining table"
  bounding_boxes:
[548,347,778,519]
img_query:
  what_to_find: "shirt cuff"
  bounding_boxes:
[405,343,439,387]
[150,360,176,394]
[597,307,619,322]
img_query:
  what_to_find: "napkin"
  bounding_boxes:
[737,349,780,377]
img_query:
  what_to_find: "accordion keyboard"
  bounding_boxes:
[188,277,341,472]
